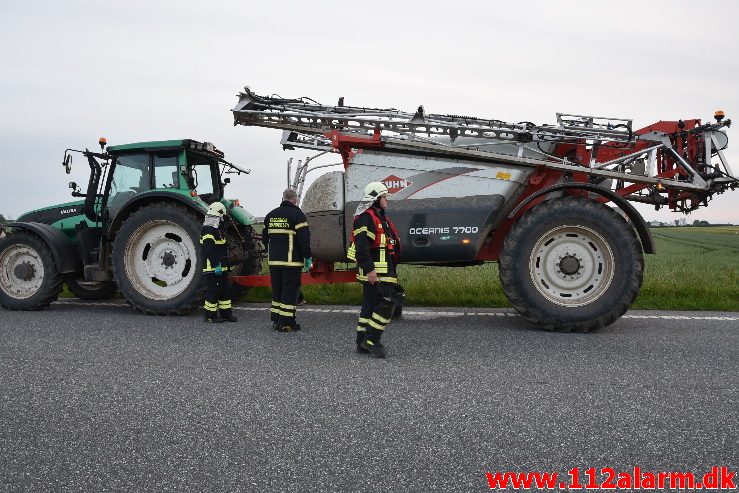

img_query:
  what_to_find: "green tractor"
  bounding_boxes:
[0,138,261,314]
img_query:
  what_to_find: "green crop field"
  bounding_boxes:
[245,226,739,311]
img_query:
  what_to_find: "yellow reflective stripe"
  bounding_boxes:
[273,302,295,309]
[270,308,281,314]
[380,233,386,247]
[204,301,218,308]
[367,319,386,330]
[268,261,303,267]
[218,301,232,309]
[203,266,230,272]
[277,310,295,317]
[356,327,367,332]
[200,234,226,245]
[357,274,398,283]
[347,243,356,261]
[353,227,376,240]
[295,222,309,229]
[288,234,294,264]
[268,229,296,235]
[371,312,391,324]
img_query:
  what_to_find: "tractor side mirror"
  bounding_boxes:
[69,182,83,197]
[63,154,72,174]
[223,177,231,185]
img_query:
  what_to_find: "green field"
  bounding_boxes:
[245,226,739,311]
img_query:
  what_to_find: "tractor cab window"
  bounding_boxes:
[153,154,180,189]
[108,153,150,215]
[185,152,221,201]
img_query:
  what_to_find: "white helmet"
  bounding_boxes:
[206,202,227,217]
[363,182,389,201]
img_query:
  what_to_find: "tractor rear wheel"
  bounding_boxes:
[0,232,63,310]
[499,197,644,332]
[66,280,118,300]
[112,202,204,315]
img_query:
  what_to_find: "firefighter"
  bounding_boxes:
[347,182,403,358]
[263,188,312,332]
[201,202,237,323]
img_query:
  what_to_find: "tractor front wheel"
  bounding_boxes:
[0,232,63,310]
[112,202,204,315]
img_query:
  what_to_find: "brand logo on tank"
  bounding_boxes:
[381,175,413,194]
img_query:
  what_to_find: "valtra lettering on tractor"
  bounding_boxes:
[229,87,737,332]
[0,139,261,314]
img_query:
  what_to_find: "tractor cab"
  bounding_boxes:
[66,139,248,224]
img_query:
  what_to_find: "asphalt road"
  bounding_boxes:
[0,302,737,492]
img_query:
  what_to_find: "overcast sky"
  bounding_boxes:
[1,0,738,224]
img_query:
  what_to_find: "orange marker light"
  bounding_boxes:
[462,238,471,244]
[190,190,198,197]
[234,199,241,207]
[99,137,107,146]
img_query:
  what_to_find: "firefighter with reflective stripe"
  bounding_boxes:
[263,188,312,332]
[201,202,237,323]
[347,182,402,358]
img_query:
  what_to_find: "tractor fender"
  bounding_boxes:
[108,191,208,236]
[507,183,656,254]
[5,222,82,273]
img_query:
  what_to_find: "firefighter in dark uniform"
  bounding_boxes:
[201,202,237,323]
[347,182,402,358]
[263,188,312,332]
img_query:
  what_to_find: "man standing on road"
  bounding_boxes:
[201,202,237,323]
[263,188,312,332]
[347,182,402,358]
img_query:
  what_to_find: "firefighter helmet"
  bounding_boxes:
[206,202,227,217]
[363,182,389,201]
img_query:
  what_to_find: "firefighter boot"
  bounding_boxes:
[360,329,387,359]
[204,309,224,323]
[356,330,369,354]
[220,309,238,323]
[278,320,302,332]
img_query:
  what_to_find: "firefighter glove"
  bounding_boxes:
[214,264,223,276]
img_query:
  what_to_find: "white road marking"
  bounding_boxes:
[54,301,739,321]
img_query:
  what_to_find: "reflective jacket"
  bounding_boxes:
[263,200,311,268]
[347,206,400,283]
[201,225,229,273]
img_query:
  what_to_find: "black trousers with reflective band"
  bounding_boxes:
[270,267,301,328]
[356,281,395,340]
[204,273,232,315]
